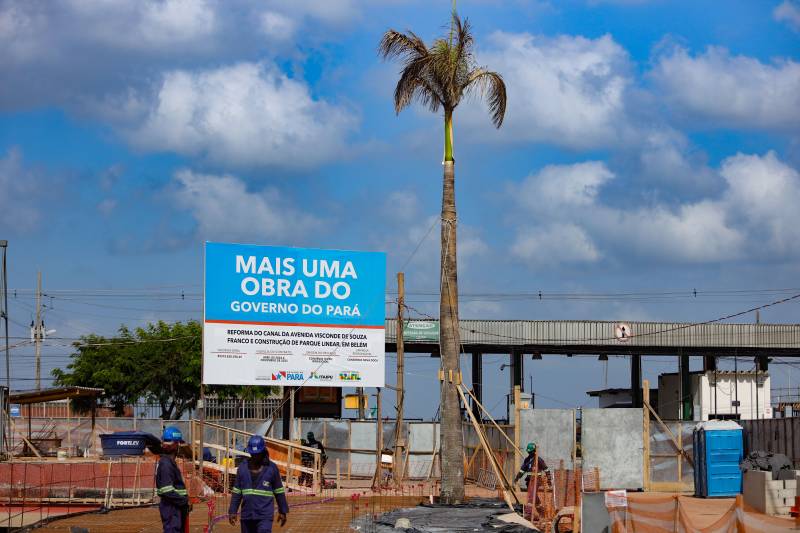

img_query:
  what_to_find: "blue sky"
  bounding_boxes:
[1,0,800,420]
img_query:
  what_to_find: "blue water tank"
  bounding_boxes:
[100,431,159,456]
[693,421,743,497]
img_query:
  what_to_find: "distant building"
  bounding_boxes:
[658,370,771,421]
[586,387,658,413]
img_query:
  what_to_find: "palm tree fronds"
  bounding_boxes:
[378,29,427,61]
[394,55,444,114]
[380,13,505,125]
[450,14,474,76]
[464,69,507,128]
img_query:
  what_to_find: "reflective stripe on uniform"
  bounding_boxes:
[157,485,187,496]
[274,487,285,494]
[232,487,242,494]
[241,489,274,497]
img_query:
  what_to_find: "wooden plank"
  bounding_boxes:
[457,385,519,511]
[463,387,524,462]
[642,380,651,491]
[199,420,321,455]
[644,399,693,467]
[649,481,693,493]
[677,422,682,486]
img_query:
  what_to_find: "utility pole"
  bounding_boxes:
[34,271,42,390]
[394,272,405,484]
[372,387,383,489]
[1,240,9,392]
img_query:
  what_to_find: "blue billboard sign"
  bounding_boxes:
[203,242,387,387]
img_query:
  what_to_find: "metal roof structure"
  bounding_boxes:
[586,387,657,397]
[385,318,800,356]
[9,386,104,405]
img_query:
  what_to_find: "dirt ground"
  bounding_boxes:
[35,495,426,533]
[35,490,797,532]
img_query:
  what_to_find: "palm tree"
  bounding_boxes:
[379,12,506,503]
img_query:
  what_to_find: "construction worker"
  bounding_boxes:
[514,442,548,490]
[229,435,288,532]
[156,426,190,533]
[299,431,327,487]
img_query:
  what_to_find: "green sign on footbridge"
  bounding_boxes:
[402,320,439,342]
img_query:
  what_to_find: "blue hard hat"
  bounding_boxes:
[162,426,184,443]
[247,435,266,454]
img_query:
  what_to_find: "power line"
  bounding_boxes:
[5,285,799,301]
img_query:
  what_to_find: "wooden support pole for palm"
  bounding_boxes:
[513,385,521,455]
[643,379,651,491]
[372,388,383,489]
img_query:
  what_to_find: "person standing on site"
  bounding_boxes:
[514,442,548,490]
[229,435,289,532]
[156,426,191,533]
[300,431,327,487]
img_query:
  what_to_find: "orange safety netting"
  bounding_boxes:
[607,493,798,533]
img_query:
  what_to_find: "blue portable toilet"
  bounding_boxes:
[693,420,743,497]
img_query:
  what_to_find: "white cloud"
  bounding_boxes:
[259,11,297,41]
[720,151,800,255]
[0,0,217,63]
[172,169,319,242]
[270,0,360,27]
[512,223,601,265]
[0,2,48,63]
[97,198,118,216]
[65,0,217,51]
[0,148,42,232]
[511,152,800,266]
[0,0,366,113]
[475,32,632,148]
[650,46,800,130]
[383,191,421,222]
[635,128,719,194]
[516,161,613,211]
[127,62,356,168]
[774,1,800,31]
[607,201,743,262]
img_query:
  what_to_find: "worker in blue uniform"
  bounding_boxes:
[514,442,548,490]
[229,435,289,532]
[156,426,190,533]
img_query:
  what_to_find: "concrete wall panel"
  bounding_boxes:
[350,422,377,450]
[519,409,575,470]
[582,409,643,490]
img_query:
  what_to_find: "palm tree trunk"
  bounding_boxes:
[439,109,465,503]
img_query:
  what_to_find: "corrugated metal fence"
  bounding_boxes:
[741,417,800,467]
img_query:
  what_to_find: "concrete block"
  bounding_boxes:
[765,490,796,515]
[783,479,796,490]
[771,505,792,516]
[766,487,796,499]
[766,479,784,490]
[744,471,769,513]
[744,470,797,515]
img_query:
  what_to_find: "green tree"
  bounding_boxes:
[53,320,274,419]
[379,12,507,503]
[52,329,141,416]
